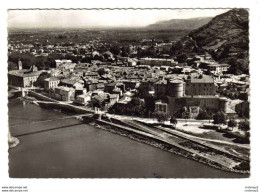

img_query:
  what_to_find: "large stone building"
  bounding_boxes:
[185,74,216,96]
[153,75,228,117]
[8,66,41,88]
[167,95,228,117]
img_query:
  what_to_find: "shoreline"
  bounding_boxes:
[91,121,249,175]
[14,97,249,175]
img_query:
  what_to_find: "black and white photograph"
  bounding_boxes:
[1,0,260,191]
[6,8,251,178]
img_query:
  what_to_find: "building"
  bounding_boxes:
[104,82,117,93]
[153,76,228,118]
[60,79,83,89]
[122,80,138,90]
[43,77,60,90]
[55,59,72,68]
[155,101,168,114]
[8,66,41,87]
[167,95,228,117]
[199,62,230,74]
[167,79,185,98]
[207,63,230,74]
[154,80,167,98]
[140,58,175,66]
[75,92,92,105]
[185,74,216,96]
[54,86,75,101]
[84,72,100,80]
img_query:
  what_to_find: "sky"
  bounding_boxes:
[8,9,230,29]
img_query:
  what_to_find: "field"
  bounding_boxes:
[8,28,190,45]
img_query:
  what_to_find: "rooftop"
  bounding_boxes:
[188,74,214,84]
[9,70,41,77]
[44,77,60,82]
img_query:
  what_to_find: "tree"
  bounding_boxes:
[8,62,18,71]
[170,41,183,55]
[238,93,248,101]
[97,68,106,76]
[238,119,250,132]
[181,107,190,119]
[154,112,170,123]
[34,72,51,88]
[213,111,227,125]
[110,45,121,55]
[196,109,211,120]
[176,53,188,63]
[121,46,131,57]
[90,97,105,109]
[144,95,155,114]
[181,111,190,119]
[228,119,237,131]
[170,116,177,127]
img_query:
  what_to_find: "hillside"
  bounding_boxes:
[146,17,212,30]
[172,9,249,74]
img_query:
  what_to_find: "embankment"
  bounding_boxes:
[28,91,58,102]
[92,118,249,174]
[37,101,93,114]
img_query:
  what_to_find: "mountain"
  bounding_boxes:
[146,17,213,30]
[172,9,249,74]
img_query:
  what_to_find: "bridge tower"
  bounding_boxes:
[18,59,22,70]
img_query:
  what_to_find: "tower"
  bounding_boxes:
[18,59,22,70]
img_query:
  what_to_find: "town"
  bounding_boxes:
[8,12,250,175]
[8,29,249,128]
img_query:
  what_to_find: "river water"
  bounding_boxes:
[8,99,248,178]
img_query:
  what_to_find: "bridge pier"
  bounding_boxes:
[21,89,28,97]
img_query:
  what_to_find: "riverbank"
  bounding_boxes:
[25,99,249,174]
[8,98,249,178]
[90,119,249,174]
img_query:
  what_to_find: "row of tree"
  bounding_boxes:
[212,111,249,131]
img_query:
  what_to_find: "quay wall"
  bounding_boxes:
[93,119,248,173]
[37,101,93,114]
[28,91,58,102]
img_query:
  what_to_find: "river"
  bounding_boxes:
[8,98,248,178]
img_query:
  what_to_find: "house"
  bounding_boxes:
[104,82,117,93]
[199,61,230,74]
[54,86,75,101]
[84,72,100,80]
[207,63,230,74]
[55,59,72,68]
[127,58,138,67]
[120,91,134,103]
[59,79,83,89]
[43,77,60,90]
[75,92,92,105]
[105,94,120,110]
[155,101,168,114]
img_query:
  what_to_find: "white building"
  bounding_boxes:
[44,77,60,90]
[75,93,92,105]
